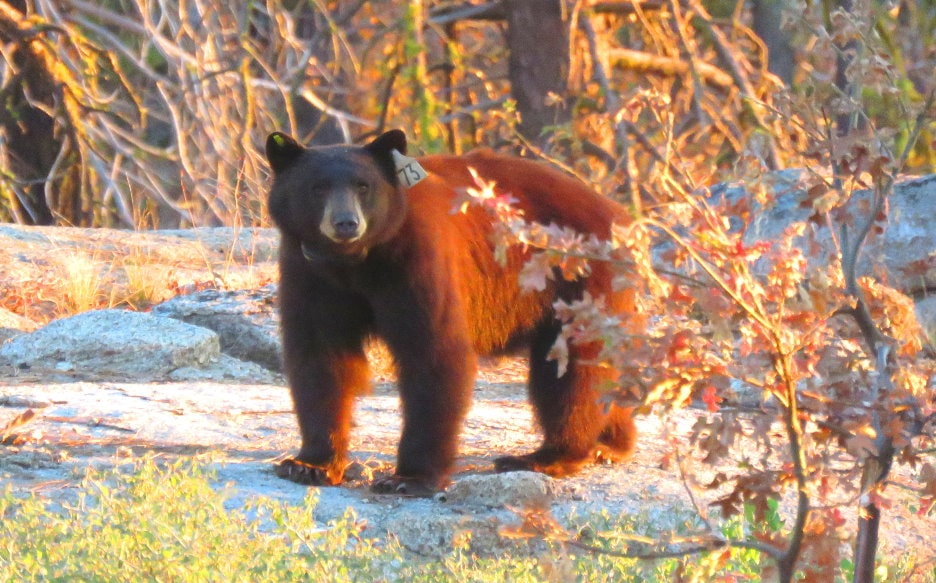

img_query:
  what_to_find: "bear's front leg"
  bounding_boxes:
[370,347,475,495]
[276,348,369,486]
[275,264,373,487]
[373,318,477,496]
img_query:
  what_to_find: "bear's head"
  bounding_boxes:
[265,130,409,262]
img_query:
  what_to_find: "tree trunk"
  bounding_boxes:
[288,4,349,145]
[853,442,894,582]
[751,0,795,85]
[0,0,74,225]
[504,0,570,144]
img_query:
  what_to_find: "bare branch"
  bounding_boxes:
[606,48,735,89]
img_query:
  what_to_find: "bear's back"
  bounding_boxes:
[417,150,626,238]
[403,150,628,356]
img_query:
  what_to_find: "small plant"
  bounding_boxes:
[117,249,170,310]
[1,455,931,581]
[55,249,167,315]
[0,456,381,582]
[57,252,109,315]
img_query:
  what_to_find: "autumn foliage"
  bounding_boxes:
[464,126,933,579]
[0,0,933,579]
[458,3,935,573]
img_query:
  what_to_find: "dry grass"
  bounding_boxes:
[0,228,278,326]
[58,253,109,315]
[118,250,167,311]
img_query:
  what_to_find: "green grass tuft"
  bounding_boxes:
[0,457,931,582]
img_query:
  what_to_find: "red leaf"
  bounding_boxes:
[702,385,722,413]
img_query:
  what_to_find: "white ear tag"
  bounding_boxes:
[391,149,428,188]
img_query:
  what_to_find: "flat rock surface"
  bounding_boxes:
[1,370,933,565]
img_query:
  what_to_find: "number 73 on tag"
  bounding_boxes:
[391,150,428,188]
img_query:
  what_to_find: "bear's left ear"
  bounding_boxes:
[364,130,407,184]
[266,132,304,174]
[365,130,408,158]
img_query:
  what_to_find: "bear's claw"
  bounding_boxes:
[275,459,340,486]
[591,445,631,465]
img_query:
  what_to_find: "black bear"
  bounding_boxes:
[266,130,636,495]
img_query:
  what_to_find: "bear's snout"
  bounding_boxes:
[320,192,367,243]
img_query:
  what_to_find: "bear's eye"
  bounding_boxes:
[356,182,370,195]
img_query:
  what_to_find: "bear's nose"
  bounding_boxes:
[332,213,361,240]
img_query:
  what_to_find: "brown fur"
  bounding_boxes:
[266,130,636,495]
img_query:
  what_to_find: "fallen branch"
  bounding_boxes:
[606,48,734,89]
[1,408,38,445]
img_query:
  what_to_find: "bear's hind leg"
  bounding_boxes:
[495,322,611,477]
[594,403,636,464]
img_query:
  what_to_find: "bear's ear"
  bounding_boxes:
[363,130,407,184]
[365,129,407,158]
[266,132,304,174]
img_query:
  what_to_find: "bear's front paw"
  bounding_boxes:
[370,475,441,497]
[275,458,343,486]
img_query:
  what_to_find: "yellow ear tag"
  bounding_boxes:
[391,149,428,188]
